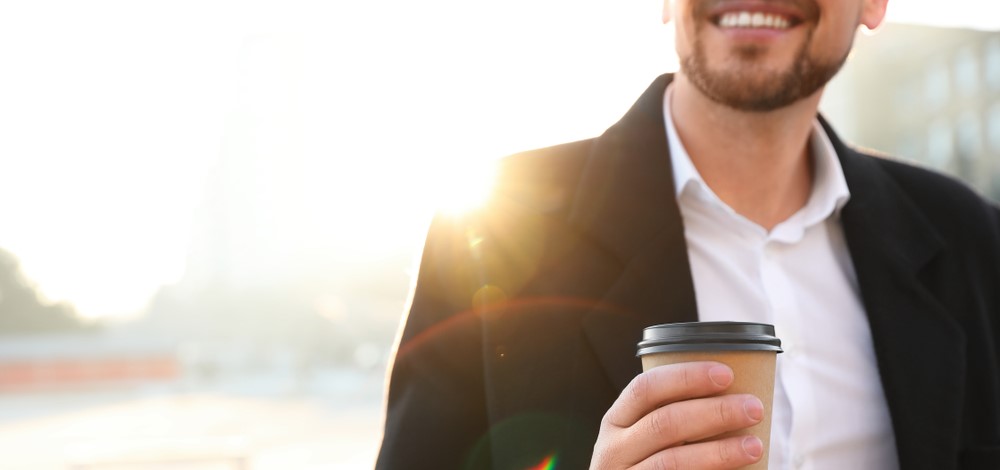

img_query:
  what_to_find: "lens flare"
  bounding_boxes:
[528,453,558,470]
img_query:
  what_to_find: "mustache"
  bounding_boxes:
[692,0,820,22]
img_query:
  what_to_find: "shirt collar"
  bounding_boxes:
[662,84,851,233]
[664,85,704,200]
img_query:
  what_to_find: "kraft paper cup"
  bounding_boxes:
[637,322,782,470]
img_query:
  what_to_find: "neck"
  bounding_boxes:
[670,72,822,231]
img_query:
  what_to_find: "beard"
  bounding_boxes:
[681,10,850,112]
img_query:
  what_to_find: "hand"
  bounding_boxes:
[590,361,765,469]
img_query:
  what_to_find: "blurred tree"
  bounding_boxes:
[0,248,88,334]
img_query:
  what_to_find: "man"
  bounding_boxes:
[378,0,1000,468]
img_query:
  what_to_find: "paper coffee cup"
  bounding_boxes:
[637,322,782,470]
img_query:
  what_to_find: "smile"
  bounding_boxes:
[715,11,796,30]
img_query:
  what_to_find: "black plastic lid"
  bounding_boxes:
[637,321,783,356]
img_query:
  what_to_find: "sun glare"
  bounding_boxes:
[429,158,500,216]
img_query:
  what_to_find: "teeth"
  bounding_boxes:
[738,12,751,27]
[718,11,792,30]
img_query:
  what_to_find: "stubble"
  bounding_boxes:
[681,2,851,112]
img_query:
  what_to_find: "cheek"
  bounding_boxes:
[674,25,691,57]
[821,4,863,49]
[809,17,859,59]
[672,0,703,51]
[673,21,690,58]
[672,13,695,58]
[806,1,857,52]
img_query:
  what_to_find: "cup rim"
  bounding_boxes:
[636,321,783,357]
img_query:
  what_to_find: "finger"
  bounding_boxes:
[619,393,764,463]
[634,435,765,470]
[604,362,734,429]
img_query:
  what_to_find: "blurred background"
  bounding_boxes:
[0,1,997,468]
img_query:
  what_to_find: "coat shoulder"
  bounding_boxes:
[490,139,595,217]
[864,151,1000,241]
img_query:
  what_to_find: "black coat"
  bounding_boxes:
[377,74,1000,469]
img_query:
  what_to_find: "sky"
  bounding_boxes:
[0,0,995,319]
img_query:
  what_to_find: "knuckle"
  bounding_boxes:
[628,372,651,404]
[600,409,612,428]
[716,439,735,464]
[600,407,622,432]
[653,451,680,470]
[646,408,666,437]
[680,364,695,390]
[716,398,733,425]
[600,407,628,433]
[647,406,681,440]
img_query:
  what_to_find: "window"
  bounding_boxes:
[894,131,922,160]
[926,119,953,169]
[955,111,982,180]
[986,37,1000,90]
[988,102,1000,152]
[956,111,982,158]
[954,46,979,96]
[893,79,919,113]
[924,59,950,109]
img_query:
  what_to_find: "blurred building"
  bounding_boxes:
[0,332,178,391]
[823,23,1000,201]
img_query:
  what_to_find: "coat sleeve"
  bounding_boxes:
[376,213,494,469]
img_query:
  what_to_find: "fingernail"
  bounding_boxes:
[742,436,763,459]
[708,365,733,387]
[744,397,764,421]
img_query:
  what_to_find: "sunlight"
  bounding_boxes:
[429,158,500,217]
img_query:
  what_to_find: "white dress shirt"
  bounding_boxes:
[662,86,900,470]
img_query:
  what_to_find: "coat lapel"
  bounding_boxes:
[828,121,964,469]
[571,74,698,392]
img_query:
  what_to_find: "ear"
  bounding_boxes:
[860,0,889,30]
[662,0,673,24]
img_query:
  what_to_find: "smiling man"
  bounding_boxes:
[377,0,1000,469]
